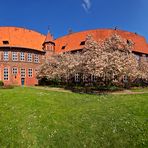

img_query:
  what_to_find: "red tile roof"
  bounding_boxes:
[0,26,45,51]
[54,29,148,54]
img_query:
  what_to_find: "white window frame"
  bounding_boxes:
[20,52,25,61]
[21,68,26,78]
[28,68,33,77]
[12,67,18,75]
[83,75,87,82]
[4,51,9,61]
[4,68,9,80]
[91,75,97,82]
[12,52,18,61]
[75,73,80,82]
[34,54,39,63]
[27,53,32,62]
[134,54,140,61]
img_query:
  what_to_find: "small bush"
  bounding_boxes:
[0,81,4,86]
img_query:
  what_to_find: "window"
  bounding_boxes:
[34,54,39,63]
[12,52,18,61]
[91,75,97,82]
[123,75,128,83]
[35,69,38,75]
[4,51,9,61]
[27,53,32,62]
[61,46,66,50]
[127,40,133,46]
[20,52,25,61]
[21,68,25,78]
[127,40,130,44]
[142,54,147,61]
[83,75,87,82]
[80,41,85,45]
[46,45,54,51]
[28,68,33,77]
[12,67,18,75]
[3,41,9,45]
[134,54,140,61]
[75,73,80,82]
[4,68,9,80]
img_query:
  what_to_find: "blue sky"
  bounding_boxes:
[0,0,148,41]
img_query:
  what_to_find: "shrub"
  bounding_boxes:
[0,81,4,86]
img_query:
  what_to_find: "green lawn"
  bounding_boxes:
[0,87,147,148]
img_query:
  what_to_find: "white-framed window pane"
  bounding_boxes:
[12,67,18,75]
[34,54,39,63]
[134,54,140,61]
[91,75,97,82]
[4,51,8,61]
[83,75,87,82]
[20,52,25,61]
[4,68,9,80]
[12,52,18,61]
[21,68,25,78]
[28,68,33,77]
[28,53,32,62]
[75,73,80,82]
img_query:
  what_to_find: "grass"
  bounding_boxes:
[0,87,147,148]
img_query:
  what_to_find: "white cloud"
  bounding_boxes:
[82,0,92,12]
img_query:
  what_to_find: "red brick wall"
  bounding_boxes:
[0,47,45,86]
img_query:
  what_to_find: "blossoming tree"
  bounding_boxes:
[37,33,147,88]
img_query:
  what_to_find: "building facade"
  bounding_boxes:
[0,27,46,85]
[0,27,148,86]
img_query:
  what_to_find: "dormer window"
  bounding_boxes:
[80,41,85,45]
[61,46,66,50]
[3,40,9,45]
[127,40,130,44]
[127,40,133,46]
